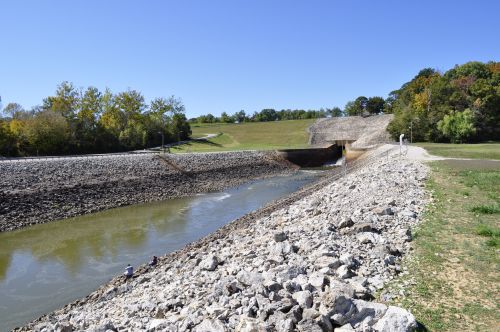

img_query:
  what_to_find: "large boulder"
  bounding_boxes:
[200,254,220,271]
[373,306,417,332]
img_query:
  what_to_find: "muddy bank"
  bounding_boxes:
[0,151,296,232]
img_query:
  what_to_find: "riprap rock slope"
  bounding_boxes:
[25,155,427,332]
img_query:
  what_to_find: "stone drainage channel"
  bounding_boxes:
[2,146,397,331]
[0,170,322,331]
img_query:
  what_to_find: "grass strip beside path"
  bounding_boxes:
[416,142,500,160]
[384,159,500,331]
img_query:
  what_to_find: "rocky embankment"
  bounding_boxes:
[0,151,295,232]
[22,153,428,331]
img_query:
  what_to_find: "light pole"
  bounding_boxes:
[158,131,164,153]
[409,122,413,144]
[410,116,419,144]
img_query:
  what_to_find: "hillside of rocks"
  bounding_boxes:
[309,115,394,149]
[21,151,427,331]
[0,151,294,232]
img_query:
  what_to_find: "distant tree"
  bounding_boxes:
[437,109,476,143]
[345,96,368,116]
[171,113,191,141]
[415,68,438,79]
[164,95,186,115]
[233,110,247,123]
[99,90,125,137]
[258,109,278,121]
[25,110,70,155]
[446,61,491,80]
[42,81,80,120]
[76,87,103,152]
[365,97,385,114]
[2,103,25,119]
[79,87,102,126]
[0,119,18,156]
[329,107,344,117]
[202,114,216,123]
[220,112,232,123]
[114,89,146,122]
[145,97,172,146]
[113,89,147,149]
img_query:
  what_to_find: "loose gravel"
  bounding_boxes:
[0,151,295,232]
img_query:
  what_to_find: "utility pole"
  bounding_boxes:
[158,131,164,153]
[410,122,413,144]
[161,132,164,153]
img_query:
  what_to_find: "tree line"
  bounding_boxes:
[191,97,388,124]
[193,61,499,144]
[385,61,499,143]
[1,61,497,156]
[191,107,344,124]
[336,61,499,143]
[0,82,191,156]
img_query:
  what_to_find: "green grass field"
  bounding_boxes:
[384,150,500,331]
[172,119,316,153]
[416,142,500,160]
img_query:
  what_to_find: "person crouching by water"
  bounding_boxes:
[149,255,158,267]
[124,264,133,280]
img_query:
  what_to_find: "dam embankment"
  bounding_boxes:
[0,151,298,232]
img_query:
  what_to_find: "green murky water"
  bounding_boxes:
[0,171,320,331]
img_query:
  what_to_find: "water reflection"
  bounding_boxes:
[0,197,191,279]
[0,171,320,331]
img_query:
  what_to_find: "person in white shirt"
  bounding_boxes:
[124,264,133,279]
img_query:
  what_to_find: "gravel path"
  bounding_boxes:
[18,151,427,332]
[0,151,295,232]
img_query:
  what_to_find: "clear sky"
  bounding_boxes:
[1,0,499,118]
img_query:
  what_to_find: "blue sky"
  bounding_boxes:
[1,0,499,118]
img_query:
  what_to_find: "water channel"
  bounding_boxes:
[0,171,322,331]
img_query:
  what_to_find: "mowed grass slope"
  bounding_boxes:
[384,148,500,331]
[172,119,316,153]
[416,142,500,160]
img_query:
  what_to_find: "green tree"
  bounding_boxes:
[42,81,80,120]
[233,110,247,123]
[171,113,191,141]
[365,97,385,114]
[115,89,146,123]
[114,89,147,150]
[258,109,278,121]
[76,87,103,152]
[0,119,18,156]
[79,87,102,127]
[99,89,125,137]
[25,110,70,155]
[220,112,232,123]
[2,103,25,119]
[329,107,344,117]
[437,109,476,143]
[345,96,368,116]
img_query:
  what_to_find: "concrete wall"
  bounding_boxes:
[277,145,342,167]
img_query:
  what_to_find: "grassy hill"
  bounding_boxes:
[172,119,316,153]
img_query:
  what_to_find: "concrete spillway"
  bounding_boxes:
[308,114,394,149]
